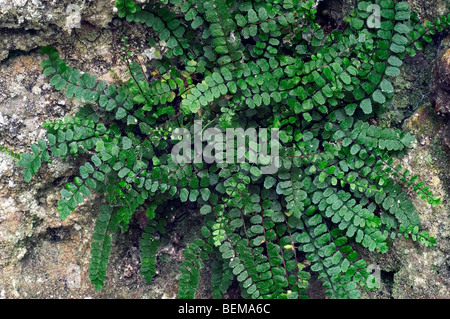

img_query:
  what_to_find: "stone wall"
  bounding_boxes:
[0,0,198,299]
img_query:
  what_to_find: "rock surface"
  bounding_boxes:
[0,0,449,299]
[409,0,449,20]
[430,36,450,116]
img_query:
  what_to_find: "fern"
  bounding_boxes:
[18,0,448,298]
[140,216,165,284]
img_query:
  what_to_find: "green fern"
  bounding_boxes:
[18,0,448,298]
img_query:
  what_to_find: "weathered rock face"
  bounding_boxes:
[386,119,450,298]
[0,0,449,299]
[429,34,450,159]
[430,37,450,116]
[0,1,200,299]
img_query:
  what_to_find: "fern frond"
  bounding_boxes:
[23,0,448,297]
[89,205,117,290]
